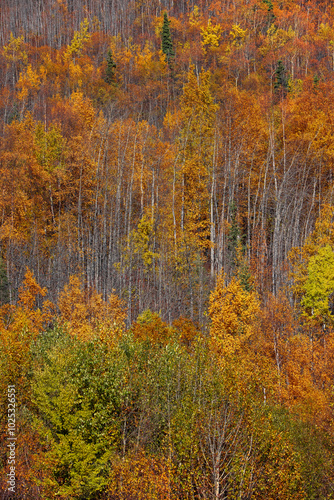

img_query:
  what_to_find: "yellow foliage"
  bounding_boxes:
[209,272,260,356]
[287,77,303,96]
[300,245,334,325]
[57,275,88,337]
[229,24,247,48]
[179,67,217,250]
[289,204,334,301]
[17,64,46,101]
[253,424,306,500]
[3,33,28,65]
[163,108,181,132]
[64,18,90,60]
[201,18,222,53]
[318,22,334,42]
[154,15,164,37]
[134,41,156,80]
[68,60,83,88]
[70,91,95,128]
[0,269,53,390]
[0,268,55,336]
[189,5,201,27]
[106,292,128,328]
[260,25,295,55]
[132,214,159,268]
[18,268,46,311]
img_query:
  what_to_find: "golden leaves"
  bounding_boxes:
[188,5,201,27]
[289,204,334,307]
[3,33,28,65]
[300,245,334,325]
[64,19,91,60]
[229,24,247,48]
[179,67,217,250]
[131,214,160,268]
[17,64,47,101]
[70,91,96,129]
[209,272,260,356]
[201,19,222,53]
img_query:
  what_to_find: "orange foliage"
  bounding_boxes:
[131,310,173,345]
[172,316,201,348]
[0,268,53,336]
[108,449,171,500]
[259,293,333,426]
[0,269,53,413]
[57,275,127,342]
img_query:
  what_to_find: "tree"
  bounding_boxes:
[201,18,222,54]
[64,18,91,61]
[289,204,334,318]
[179,66,217,251]
[104,49,116,85]
[0,256,9,305]
[161,12,175,71]
[57,275,127,342]
[300,245,334,326]
[31,334,125,499]
[209,272,260,357]
[274,59,288,93]
[108,449,171,499]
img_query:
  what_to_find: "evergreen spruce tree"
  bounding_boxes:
[161,12,175,71]
[263,0,275,27]
[227,203,253,290]
[8,102,19,124]
[227,201,241,268]
[274,60,288,92]
[235,240,253,292]
[0,256,9,304]
[105,50,116,85]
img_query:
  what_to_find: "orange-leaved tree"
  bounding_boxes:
[0,268,53,432]
[57,275,127,343]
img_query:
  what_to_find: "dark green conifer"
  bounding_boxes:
[8,102,19,124]
[237,259,253,292]
[0,256,9,304]
[227,202,240,259]
[274,60,287,92]
[105,50,116,85]
[263,0,275,27]
[161,12,175,70]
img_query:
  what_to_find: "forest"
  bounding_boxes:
[0,0,334,498]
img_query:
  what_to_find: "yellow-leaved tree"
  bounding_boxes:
[64,18,90,61]
[289,204,334,327]
[201,18,222,54]
[300,244,334,326]
[179,65,218,251]
[209,271,260,357]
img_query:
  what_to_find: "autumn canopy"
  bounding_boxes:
[1,0,334,498]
